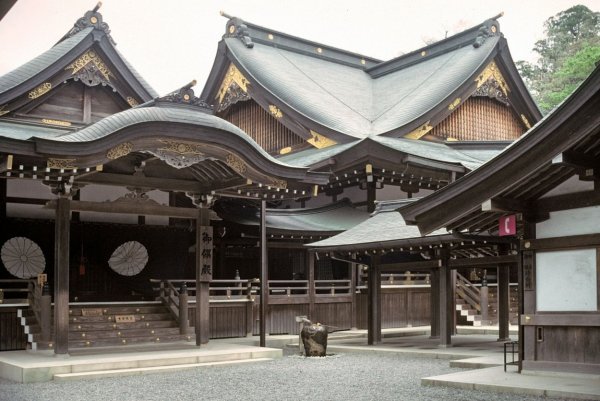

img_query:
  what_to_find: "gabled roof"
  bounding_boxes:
[0,4,157,111]
[202,14,540,142]
[399,64,600,235]
[214,198,369,235]
[306,199,449,251]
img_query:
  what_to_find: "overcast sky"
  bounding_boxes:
[1,0,599,95]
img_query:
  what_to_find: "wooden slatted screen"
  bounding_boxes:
[219,100,305,154]
[430,97,525,141]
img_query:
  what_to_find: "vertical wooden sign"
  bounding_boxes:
[199,226,213,282]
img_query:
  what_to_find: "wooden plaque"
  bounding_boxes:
[115,315,136,323]
[81,308,103,316]
[199,226,213,282]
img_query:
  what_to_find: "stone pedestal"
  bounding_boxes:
[301,323,328,357]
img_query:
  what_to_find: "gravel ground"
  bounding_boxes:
[0,348,576,401]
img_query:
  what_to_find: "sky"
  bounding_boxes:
[1,0,599,96]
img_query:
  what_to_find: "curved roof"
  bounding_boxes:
[307,199,448,251]
[215,198,369,234]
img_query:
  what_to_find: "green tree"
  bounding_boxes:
[517,5,600,114]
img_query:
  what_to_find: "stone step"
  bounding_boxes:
[52,358,274,381]
[34,334,194,350]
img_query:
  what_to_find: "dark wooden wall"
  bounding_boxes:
[356,288,431,329]
[0,307,27,351]
[430,97,525,141]
[219,100,305,154]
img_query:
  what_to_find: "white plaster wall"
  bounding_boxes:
[539,175,594,198]
[536,205,600,239]
[536,249,597,311]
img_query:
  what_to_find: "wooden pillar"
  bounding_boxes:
[1,179,7,219]
[438,250,452,347]
[429,268,440,338]
[179,283,189,335]
[259,200,268,347]
[308,251,315,320]
[497,265,511,341]
[367,255,381,345]
[367,183,376,213]
[520,221,536,371]
[54,196,71,355]
[350,254,358,330]
[195,207,211,345]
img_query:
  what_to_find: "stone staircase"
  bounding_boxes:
[18,302,192,350]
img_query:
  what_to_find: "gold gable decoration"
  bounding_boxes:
[475,61,509,95]
[226,153,247,174]
[28,83,52,99]
[404,121,433,140]
[217,64,250,104]
[65,50,113,81]
[107,142,133,160]
[308,130,337,149]
[47,158,77,170]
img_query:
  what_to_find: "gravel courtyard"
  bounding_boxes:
[0,348,576,401]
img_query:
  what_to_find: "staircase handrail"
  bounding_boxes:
[455,272,481,312]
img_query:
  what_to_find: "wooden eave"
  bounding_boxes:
[400,65,600,235]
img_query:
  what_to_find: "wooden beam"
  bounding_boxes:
[448,254,518,268]
[521,233,600,250]
[521,313,600,326]
[45,199,199,218]
[379,259,441,272]
[535,189,600,214]
[552,151,599,170]
[481,197,528,213]
[54,197,70,355]
[76,172,212,193]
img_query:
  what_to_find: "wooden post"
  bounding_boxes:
[246,281,254,337]
[54,196,70,355]
[179,282,188,335]
[195,207,211,345]
[259,200,268,347]
[480,273,489,325]
[308,251,315,320]
[429,268,440,338]
[41,282,52,342]
[0,178,6,219]
[367,182,376,213]
[350,254,357,330]
[367,255,381,345]
[438,250,452,347]
[497,265,511,341]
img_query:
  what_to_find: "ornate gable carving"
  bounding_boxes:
[66,50,114,87]
[216,64,250,112]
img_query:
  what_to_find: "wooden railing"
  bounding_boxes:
[315,280,351,296]
[455,272,481,312]
[0,279,32,304]
[358,272,431,289]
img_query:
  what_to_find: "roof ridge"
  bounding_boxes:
[221,13,381,69]
[366,13,504,78]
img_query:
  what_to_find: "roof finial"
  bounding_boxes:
[61,3,115,45]
[223,15,254,48]
[157,81,211,111]
[473,15,502,48]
